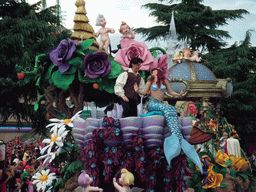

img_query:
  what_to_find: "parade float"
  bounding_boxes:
[16,0,254,191]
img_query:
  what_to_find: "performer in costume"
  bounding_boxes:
[114,57,145,117]
[134,55,203,173]
[226,132,241,158]
[219,132,228,153]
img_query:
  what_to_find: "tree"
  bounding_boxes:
[203,30,256,135]
[0,0,72,137]
[135,0,248,52]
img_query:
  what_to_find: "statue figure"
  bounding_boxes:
[78,170,103,192]
[95,14,115,54]
[113,169,143,192]
[119,22,135,39]
[172,49,203,64]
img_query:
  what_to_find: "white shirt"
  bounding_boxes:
[114,68,145,98]
[227,137,241,158]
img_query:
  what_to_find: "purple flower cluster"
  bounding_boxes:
[82,52,112,79]
[50,39,112,79]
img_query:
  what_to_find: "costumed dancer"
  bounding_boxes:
[226,131,241,158]
[78,170,103,192]
[114,57,145,117]
[134,54,203,173]
[95,14,115,54]
[219,132,228,153]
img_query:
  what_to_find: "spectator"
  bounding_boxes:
[0,168,12,192]
[21,165,33,184]
[13,136,21,146]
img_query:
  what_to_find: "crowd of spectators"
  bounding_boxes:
[0,136,45,192]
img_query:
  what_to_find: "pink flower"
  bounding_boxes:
[114,38,156,71]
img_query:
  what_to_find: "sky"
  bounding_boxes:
[26,0,256,49]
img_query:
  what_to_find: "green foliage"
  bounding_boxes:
[203,30,256,134]
[135,0,248,51]
[0,0,71,136]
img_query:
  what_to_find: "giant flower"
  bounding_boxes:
[38,148,61,165]
[41,126,69,155]
[82,52,112,79]
[114,38,156,71]
[229,155,250,172]
[215,150,230,167]
[50,39,78,73]
[46,110,82,131]
[202,169,223,189]
[32,169,56,192]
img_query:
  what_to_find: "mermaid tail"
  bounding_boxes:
[147,99,203,173]
[164,134,203,174]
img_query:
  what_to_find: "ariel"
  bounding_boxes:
[134,55,203,173]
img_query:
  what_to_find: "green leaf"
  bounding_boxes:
[15,64,23,73]
[34,103,39,111]
[107,60,124,79]
[45,64,56,80]
[62,65,77,75]
[224,159,232,167]
[77,39,95,52]
[35,77,41,87]
[78,70,101,84]
[237,173,247,181]
[152,50,157,58]
[220,184,229,188]
[230,169,237,178]
[69,57,83,68]
[100,78,116,93]
[52,70,75,90]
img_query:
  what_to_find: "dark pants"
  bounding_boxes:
[121,98,138,117]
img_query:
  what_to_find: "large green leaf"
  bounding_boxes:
[99,78,116,94]
[76,39,95,52]
[52,70,75,90]
[107,60,124,79]
[69,57,83,70]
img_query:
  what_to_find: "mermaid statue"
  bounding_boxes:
[134,55,203,173]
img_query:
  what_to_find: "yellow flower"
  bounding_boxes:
[202,170,223,189]
[229,155,249,172]
[215,150,229,167]
[196,155,214,172]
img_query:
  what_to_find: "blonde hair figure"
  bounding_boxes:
[113,169,134,192]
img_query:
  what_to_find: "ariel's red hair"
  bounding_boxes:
[148,68,167,88]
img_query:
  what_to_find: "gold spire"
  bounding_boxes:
[70,0,99,50]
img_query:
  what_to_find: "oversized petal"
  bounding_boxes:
[49,118,62,123]
[59,130,69,139]
[58,126,67,136]
[42,138,51,144]
[55,140,64,147]
[40,145,50,154]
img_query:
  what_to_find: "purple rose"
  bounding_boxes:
[82,52,112,79]
[50,39,78,73]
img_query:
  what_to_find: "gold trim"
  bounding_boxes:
[188,62,197,81]
[165,78,190,98]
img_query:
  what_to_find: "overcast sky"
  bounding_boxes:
[26,0,256,48]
